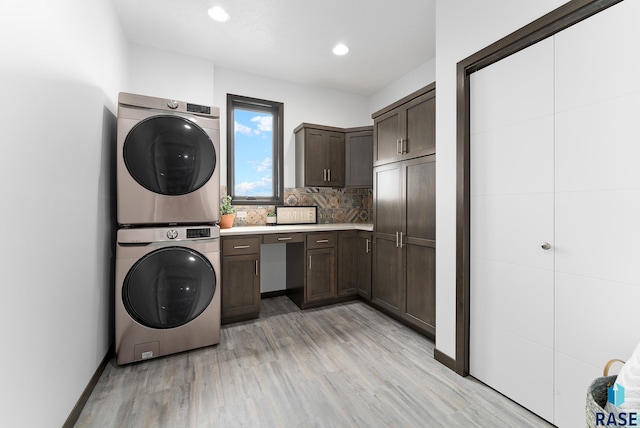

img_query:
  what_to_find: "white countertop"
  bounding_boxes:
[220,223,373,236]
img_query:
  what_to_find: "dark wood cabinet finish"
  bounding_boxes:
[295,124,345,187]
[372,154,436,336]
[372,83,436,166]
[221,237,261,323]
[345,128,373,188]
[356,231,372,300]
[337,231,358,297]
[306,247,336,302]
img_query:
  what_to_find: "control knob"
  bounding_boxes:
[166,229,178,239]
[167,99,179,109]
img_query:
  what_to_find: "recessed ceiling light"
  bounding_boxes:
[332,44,349,56]
[208,6,230,22]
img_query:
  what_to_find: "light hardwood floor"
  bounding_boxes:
[75,297,552,427]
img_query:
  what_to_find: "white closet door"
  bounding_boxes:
[469,38,555,423]
[554,1,640,426]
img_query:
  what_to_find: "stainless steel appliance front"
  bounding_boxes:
[117,92,221,226]
[115,225,221,365]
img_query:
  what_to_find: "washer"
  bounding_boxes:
[115,225,221,365]
[117,92,220,226]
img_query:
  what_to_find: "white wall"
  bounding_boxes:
[368,58,436,114]
[434,0,568,359]
[128,43,215,106]
[0,0,128,426]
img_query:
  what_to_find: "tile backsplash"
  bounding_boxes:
[221,187,372,226]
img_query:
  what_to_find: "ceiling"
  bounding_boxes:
[111,0,436,96]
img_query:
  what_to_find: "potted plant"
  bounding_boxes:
[266,211,277,226]
[219,195,236,229]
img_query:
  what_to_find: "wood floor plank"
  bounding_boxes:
[75,297,551,427]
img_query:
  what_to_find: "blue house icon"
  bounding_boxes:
[608,383,625,407]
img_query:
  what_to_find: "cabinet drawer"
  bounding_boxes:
[306,232,336,249]
[263,233,305,244]
[222,237,261,255]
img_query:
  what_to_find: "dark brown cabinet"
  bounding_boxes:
[337,231,358,297]
[372,152,436,336]
[305,233,336,302]
[221,236,261,323]
[345,127,373,188]
[295,124,345,187]
[372,84,435,167]
[356,231,372,300]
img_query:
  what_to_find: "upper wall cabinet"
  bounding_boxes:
[295,124,345,187]
[295,123,373,188]
[372,83,436,166]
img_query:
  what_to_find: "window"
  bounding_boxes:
[227,94,284,205]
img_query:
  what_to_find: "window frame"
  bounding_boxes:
[226,94,284,206]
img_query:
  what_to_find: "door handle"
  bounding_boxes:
[397,139,401,154]
[541,242,551,250]
[396,231,399,248]
[309,254,312,270]
[365,238,370,253]
[402,138,407,154]
[233,245,251,249]
[277,237,292,241]
[255,260,259,276]
[316,239,329,243]
[327,168,331,182]
[399,232,403,248]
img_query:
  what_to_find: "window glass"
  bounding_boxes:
[227,94,283,205]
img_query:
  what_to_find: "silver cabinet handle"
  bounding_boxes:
[399,232,403,248]
[309,254,312,270]
[327,169,331,182]
[366,238,370,254]
[396,231,399,247]
[397,139,401,154]
[277,237,292,241]
[541,242,551,250]
[233,245,251,249]
[255,260,259,276]
[316,239,329,243]
[402,138,407,154]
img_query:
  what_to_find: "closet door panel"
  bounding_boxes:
[471,257,553,348]
[470,320,554,422]
[555,0,640,113]
[555,92,640,193]
[555,272,640,370]
[554,352,601,428]
[470,37,554,135]
[471,193,554,270]
[471,117,554,197]
[555,190,640,287]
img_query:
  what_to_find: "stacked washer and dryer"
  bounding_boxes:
[115,93,222,365]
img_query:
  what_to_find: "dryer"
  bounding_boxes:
[115,225,221,365]
[117,92,220,226]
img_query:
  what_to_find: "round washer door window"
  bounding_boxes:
[122,247,216,329]
[123,115,216,195]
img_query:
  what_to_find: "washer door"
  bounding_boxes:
[122,247,216,329]
[123,115,216,195]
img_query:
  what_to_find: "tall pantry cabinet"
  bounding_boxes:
[371,83,436,337]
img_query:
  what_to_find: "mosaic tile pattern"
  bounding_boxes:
[220,187,372,226]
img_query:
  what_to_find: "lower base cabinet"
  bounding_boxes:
[221,237,261,323]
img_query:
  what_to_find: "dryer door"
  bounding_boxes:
[123,115,217,195]
[122,246,216,329]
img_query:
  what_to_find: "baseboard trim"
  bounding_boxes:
[62,346,112,428]
[261,290,287,299]
[434,347,457,372]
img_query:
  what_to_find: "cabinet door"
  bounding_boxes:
[373,163,402,237]
[372,235,403,312]
[345,130,373,187]
[402,92,436,159]
[337,231,358,297]
[373,108,402,165]
[403,156,436,242]
[326,131,345,187]
[304,128,328,186]
[356,232,372,300]
[306,248,336,302]
[221,254,260,320]
[405,245,435,334]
